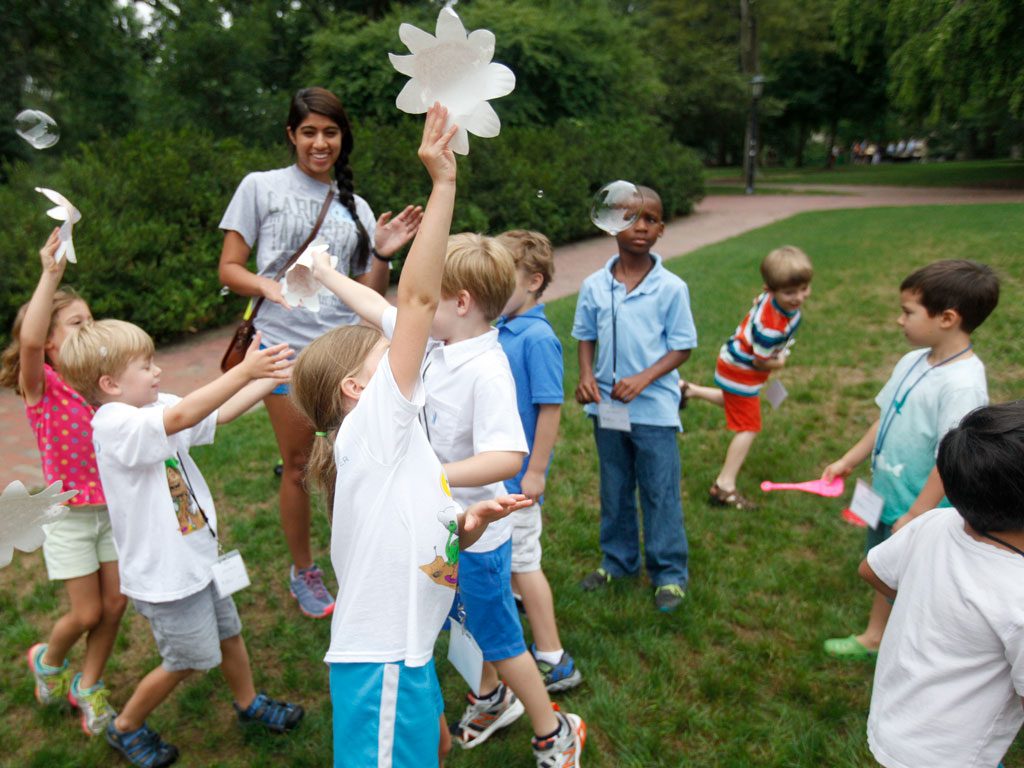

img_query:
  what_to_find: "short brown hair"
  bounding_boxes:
[59,319,155,405]
[441,233,516,322]
[761,246,813,291]
[496,230,555,298]
[900,260,999,333]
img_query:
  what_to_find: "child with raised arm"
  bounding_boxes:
[859,400,1024,768]
[821,260,999,661]
[680,246,812,509]
[0,230,126,736]
[572,185,697,613]
[60,322,302,768]
[293,105,534,768]
[494,230,582,693]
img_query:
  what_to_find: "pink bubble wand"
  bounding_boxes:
[759,477,845,498]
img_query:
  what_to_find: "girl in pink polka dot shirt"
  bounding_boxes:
[0,229,127,736]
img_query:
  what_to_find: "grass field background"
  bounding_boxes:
[704,159,1024,189]
[2,202,1022,767]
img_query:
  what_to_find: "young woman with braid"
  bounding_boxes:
[218,87,423,619]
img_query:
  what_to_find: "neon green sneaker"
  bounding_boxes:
[27,643,71,705]
[69,673,117,736]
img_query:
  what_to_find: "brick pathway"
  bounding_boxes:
[4,183,1021,487]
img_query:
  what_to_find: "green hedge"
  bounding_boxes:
[1,120,702,345]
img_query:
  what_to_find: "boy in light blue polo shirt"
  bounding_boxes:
[572,186,697,612]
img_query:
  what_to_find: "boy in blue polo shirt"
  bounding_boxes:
[572,186,697,612]
[495,230,582,692]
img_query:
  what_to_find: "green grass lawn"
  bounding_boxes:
[2,203,1022,767]
[705,159,1024,189]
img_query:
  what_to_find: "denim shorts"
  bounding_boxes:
[457,539,527,661]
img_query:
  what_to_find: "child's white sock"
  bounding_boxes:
[533,648,563,666]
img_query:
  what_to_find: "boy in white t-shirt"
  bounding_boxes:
[859,400,1024,768]
[61,320,302,768]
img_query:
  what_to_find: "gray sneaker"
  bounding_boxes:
[654,583,686,613]
[69,673,117,736]
[289,565,335,618]
[27,643,70,706]
[579,567,612,592]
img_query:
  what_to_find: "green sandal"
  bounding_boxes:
[823,634,878,660]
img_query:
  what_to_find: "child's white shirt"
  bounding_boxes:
[381,307,528,554]
[91,394,219,602]
[326,351,462,667]
[866,507,1024,768]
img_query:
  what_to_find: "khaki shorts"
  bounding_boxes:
[509,502,543,573]
[42,505,117,581]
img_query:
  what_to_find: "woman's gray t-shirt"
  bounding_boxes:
[219,164,378,351]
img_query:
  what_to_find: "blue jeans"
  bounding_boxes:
[592,418,688,587]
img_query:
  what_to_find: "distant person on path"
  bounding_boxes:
[218,87,423,619]
[679,246,812,510]
[573,186,697,613]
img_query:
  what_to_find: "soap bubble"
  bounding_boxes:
[219,286,230,297]
[590,180,641,235]
[536,189,544,199]
[14,109,60,149]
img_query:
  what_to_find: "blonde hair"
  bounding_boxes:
[290,325,384,514]
[0,288,86,395]
[761,246,813,291]
[441,233,517,322]
[496,230,555,298]
[59,320,155,405]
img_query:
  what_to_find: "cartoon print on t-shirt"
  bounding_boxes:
[419,505,459,589]
[165,459,205,535]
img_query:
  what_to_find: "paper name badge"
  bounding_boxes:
[211,550,250,599]
[448,619,484,695]
[597,402,631,432]
[764,379,788,410]
[850,479,884,530]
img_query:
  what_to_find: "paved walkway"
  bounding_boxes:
[3,183,1021,487]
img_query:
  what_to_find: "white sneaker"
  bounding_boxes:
[451,682,525,749]
[69,673,116,736]
[533,710,586,768]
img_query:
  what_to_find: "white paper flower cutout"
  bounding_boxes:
[0,481,77,568]
[280,240,337,312]
[35,187,82,264]
[389,7,516,155]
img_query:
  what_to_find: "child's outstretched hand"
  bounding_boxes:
[463,494,531,532]
[39,227,65,276]
[821,459,852,483]
[239,331,294,381]
[418,103,458,185]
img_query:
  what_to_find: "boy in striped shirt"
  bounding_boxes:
[681,246,812,509]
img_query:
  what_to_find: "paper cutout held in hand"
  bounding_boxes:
[0,481,77,568]
[389,7,516,155]
[35,188,81,264]
[281,240,336,312]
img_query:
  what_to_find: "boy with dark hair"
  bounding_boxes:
[859,400,1024,768]
[821,259,1000,660]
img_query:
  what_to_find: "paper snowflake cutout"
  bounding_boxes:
[389,7,516,155]
[0,481,77,568]
[280,240,337,312]
[35,187,82,264]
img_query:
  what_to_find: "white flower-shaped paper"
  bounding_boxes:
[390,7,516,155]
[35,187,81,264]
[280,240,337,312]
[0,481,77,568]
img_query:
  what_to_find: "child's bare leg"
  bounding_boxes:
[684,382,725,407]
[512,570,562,653]
[219,634,257,710]
[438,713,452,766]
[493,653,558,736]
[856,592,893,651]
[114,666,192,732]
[79,561,127,688]
[715,431,758,491]
[42,572,103,669]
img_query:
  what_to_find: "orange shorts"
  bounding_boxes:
[723,390,762,433]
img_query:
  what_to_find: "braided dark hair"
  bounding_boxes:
[287,87,371,272]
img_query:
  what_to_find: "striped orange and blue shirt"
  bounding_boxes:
[714,292,801,396]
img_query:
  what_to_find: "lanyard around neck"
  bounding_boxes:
[608,257,654,386]
[978,530,1024,558]
[873,344,972,464]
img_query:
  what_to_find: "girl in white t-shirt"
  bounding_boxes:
[0,231,126,736]
[290,106,528,768]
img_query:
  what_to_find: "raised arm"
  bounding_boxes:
[19,229,66,404]
[388,104,458,399]
[311,254,391,328]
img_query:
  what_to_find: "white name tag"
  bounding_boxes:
[448,618,484,695]
[850,479,885,530]
[211,549,250,599]
[764,379,788,410]
[597,402,632,432]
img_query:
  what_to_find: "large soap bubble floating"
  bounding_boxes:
[389,7,516,155]
[0,481,76,568]
[590,180,642,235]
[15,109,60,149]
[35,187,81,264]
[282,240,337,312]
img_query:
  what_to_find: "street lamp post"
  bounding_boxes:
[745,75,766,195]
